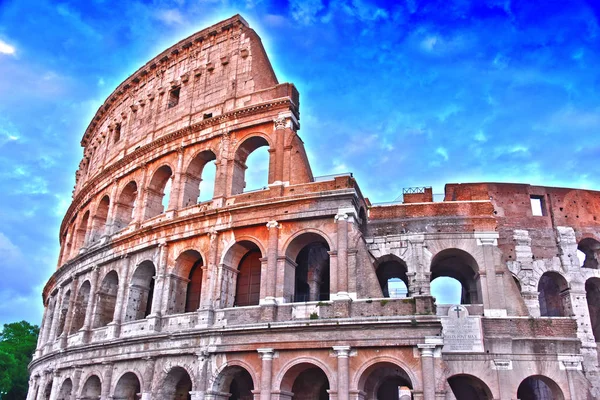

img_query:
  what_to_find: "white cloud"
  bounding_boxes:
[0,40,15,55]
[290,0,324,25]
[436,147,449,161]
[155,9,185,25]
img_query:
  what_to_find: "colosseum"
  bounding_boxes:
[27,14,600,400]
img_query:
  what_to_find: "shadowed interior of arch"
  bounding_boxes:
[161,367,192,400]
[280,362,330,400]
[113,372,141,400]
[212,365,254,400]
[358,362,413,400]
[430,249,481,305]
[375,256,409,298]
[93,270,119,328]
[586,277,600,344]
[81,375,102,400]
[287,232,331,302]
[517,375,564,400]
[538,272,569,317]
[167,250,204,314]
[57,378,73,400]
[447,374,493,400]
[125,261,156,321]
[578,238,600,269]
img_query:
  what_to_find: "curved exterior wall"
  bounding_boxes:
[28,14,600,400]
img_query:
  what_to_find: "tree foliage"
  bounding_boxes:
[0,321,39,400]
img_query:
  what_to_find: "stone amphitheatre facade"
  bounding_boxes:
[27,14,600,400]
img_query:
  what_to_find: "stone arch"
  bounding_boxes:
[279,362,331,400]
[56,289,71,337]
[168,249,204,314]
[144,164,173,219]
[56,377,73,400]
[90,194,110,242]
[70,279,91,333]
[284,231,332,303]
[209,361,257,400]
[538,271,570,317]
[447,374,493,400]
[112,371,142,400]
[516,375,564,400]
[586,277,600,343]
[79,374,102,400]
[430,248,482,304]
[275,357,336,393]
[375,255,409,298]
[231,134,272,195]
[125,260,156,321]
[74,210,90,251]
[182,149,217,207]
[578,237,600,269]
[512,274,522,293]
[353,357,418,399]
[158,366,194,400]
[114,180,138,231]
[42,380,52,400]
[93,270,119,328]
[219,238,265,308]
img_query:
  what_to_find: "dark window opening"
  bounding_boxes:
[113,123,121,143]
[168,87,180,108]
[203,113,213,119]
[530,195,545,216]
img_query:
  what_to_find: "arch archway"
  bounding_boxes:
[447,374,493,400]
[125,261,156,321]
[168,250,204,314]
[159,366,193,400]
[538,272,570,317]
[114,181,137,231]
[80,375,102,400]
[93,270,119,328]
[220,240,264,307]
[231,135,271,195]
[57,378,73,400]
[516,375,564,400]
[375,256,409,298]
[430,248,481,304]
[70,280,91,333]
[91,195,110,242]
[56,289,71,337]
[43,381,52,400]
[279,362,330,400]
[182,150,217,207]
[357,361,413,400]
[74,210,90,251]
[144,165,173,219]
[211,365,254,400]
[586,277,600,343]
[285,232,331,303]
[113,372,141,400]
[578,238,600,269]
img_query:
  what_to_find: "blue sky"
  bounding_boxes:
[0,0,599,326]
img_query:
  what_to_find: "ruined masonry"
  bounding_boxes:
[28,15,600,400]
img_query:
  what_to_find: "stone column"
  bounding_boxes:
[562,358,582,400]
[333,346,351,400]
[258,348,275,400]
[334,213,349,298]
[417,342,440,400]
[132,163,148,226]
[100,363,114,399]
[70,368,82,400]
[60,275,80,348]
[168,147,185,211]
[36,303,50,356]
[105,181,119,236]
[48,287,63,345]
[273,117,286,183]
[82,266,100,341]
[149,242,168,319]
[141,356,156,400]
[109,256,132,338]
[263,221,279,305]
[26,375,38,400]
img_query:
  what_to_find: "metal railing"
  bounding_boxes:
[313,172,353,182]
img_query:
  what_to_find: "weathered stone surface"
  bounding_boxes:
[28,15,600,400]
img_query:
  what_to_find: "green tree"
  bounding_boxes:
[0,321,39,400]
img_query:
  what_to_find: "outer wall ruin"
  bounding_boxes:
[28,14,600,400]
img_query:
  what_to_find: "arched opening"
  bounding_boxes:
[74,211,90,251]
[56,289,71,337]
[43,381,52,400]
[113,372,141,400]
[376,256,409,298]
[280,363,330,400]
[182,150,217,207]
[286,233,331,303]
[538,272,570,317]
[168,250,204,314]
[516,375,564,400]
[586,277,600,343]
[81,375,102,400]
[578,238,600,269]
[125,261,156,321]
[57,378,73,400]
[212,365,254,400]
[235,249,262,307]
[114,181,137,231]
[90,195,110,242]
[93,270,119,328]
[231,136,270,195]
[430,249,481,304]
[70,280,91,333]
[447,374,493,400]
[144,165,173,219]
[357,362,413,400]
[160,366,193,400]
